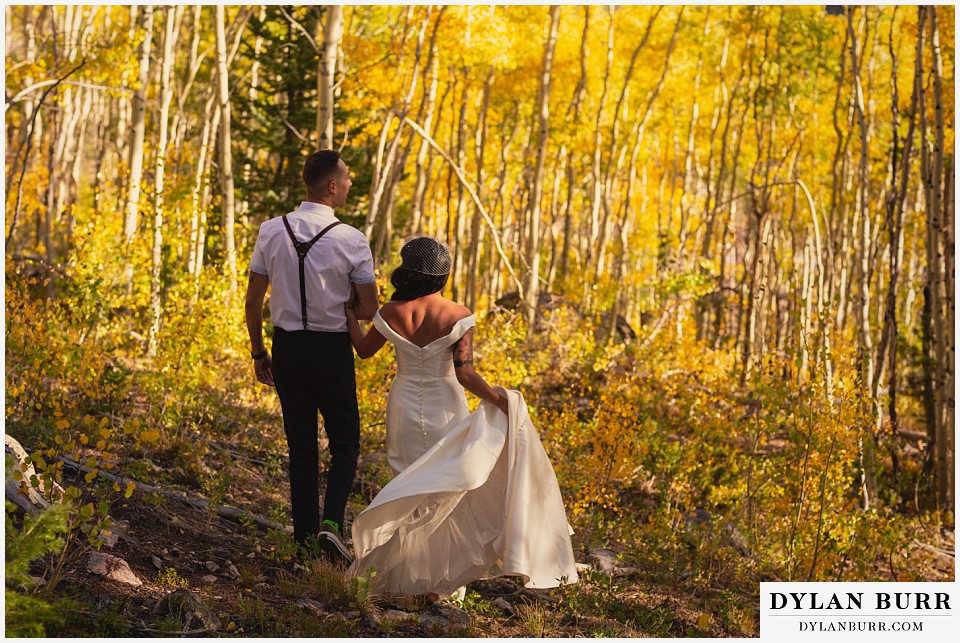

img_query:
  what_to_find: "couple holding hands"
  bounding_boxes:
[245,150,577,599]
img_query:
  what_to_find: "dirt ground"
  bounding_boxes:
[35,454,762,638]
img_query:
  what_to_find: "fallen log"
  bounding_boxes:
[5,433,64,513]
[59,456,288,533]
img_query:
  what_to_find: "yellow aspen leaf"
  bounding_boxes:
[113,482,121,492]
[100,428,111,439]
[84,469,98,483]
[80,435,89,445]
[85,457,97,469]
[125,481,136,499]
[79,503,94,521]
[140,430,161,442]
[96,439,106,450]
[698,613,710,630]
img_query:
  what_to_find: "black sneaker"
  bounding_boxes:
[317,525,353,566]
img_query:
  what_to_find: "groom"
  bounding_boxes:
[244,149,378,564]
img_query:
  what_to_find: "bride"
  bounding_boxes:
[344,236,578,599]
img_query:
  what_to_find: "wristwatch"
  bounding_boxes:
[251,349,268,360]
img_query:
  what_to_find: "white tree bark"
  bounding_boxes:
[215,5,237,291]
[317,5,344,149]
[148,6,180,357]
[123,6,154,244]
[524,6,560,336]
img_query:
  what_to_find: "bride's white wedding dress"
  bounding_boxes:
[348,311,578,597]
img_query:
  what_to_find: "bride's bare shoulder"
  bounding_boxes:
[439,300,472,322]
[377,301,400,320]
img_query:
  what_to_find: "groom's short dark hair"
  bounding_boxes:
[302,150,342,194]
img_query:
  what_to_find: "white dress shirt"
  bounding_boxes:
[249,201,375,332]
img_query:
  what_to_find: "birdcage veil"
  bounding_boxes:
[399,236,451,276]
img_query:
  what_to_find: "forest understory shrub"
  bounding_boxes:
[4,258,951,630]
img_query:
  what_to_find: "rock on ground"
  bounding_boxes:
[86,551,143,587]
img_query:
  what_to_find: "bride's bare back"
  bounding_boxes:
[377,293,471,347]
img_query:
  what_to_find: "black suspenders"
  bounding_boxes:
[281,215,342,330]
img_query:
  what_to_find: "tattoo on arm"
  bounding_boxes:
[452,328,474,368]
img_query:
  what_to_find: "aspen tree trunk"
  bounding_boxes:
[65,88,93,245]
[7,5,43,253]
[215,5,237,292]
[916,5,940,493]
[42,8,79,271]
[826,23,850,321]
[846,7,879,509]
[924,6,952,510]
[740,17,776,382]
[715,95,746,346]
[92,90,110,213]
[408,10,444,236]
[557,7,590,287]
[186,9,250,283]
[58,6,88,238]
[835,14,865,335]
[545,155,564,292]
[584,10,615,308]
[448,71,472,301]
[877,9,921,442]
[122,5,154,288]
[146,7,178,357]
[679,10,709,262]
[523,5,560,336]
[488,104,521,302]
[114,5,137,166]
[701,24,731,261]
[317,5,344,149]
[943,158,955,510]
[442,73,460,272]
[425,76,456,239]
[466,70,493,310]
[188,89,220,280]
[902,193,922,331]
[365,7,428,256]
[217,6,253,250]
[18,5,38,154]
[172,5,204,162]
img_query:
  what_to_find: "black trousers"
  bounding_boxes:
[271,328,359,544]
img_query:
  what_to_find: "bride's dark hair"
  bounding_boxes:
[389,236,451,301]
[390,267,448,301]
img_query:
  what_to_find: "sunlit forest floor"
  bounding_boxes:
[5,270,954,637]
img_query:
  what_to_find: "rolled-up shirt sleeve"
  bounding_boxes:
[350,236,376,284]
[249,223,269,276]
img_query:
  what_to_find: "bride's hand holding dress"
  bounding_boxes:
[342,238,577,598]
